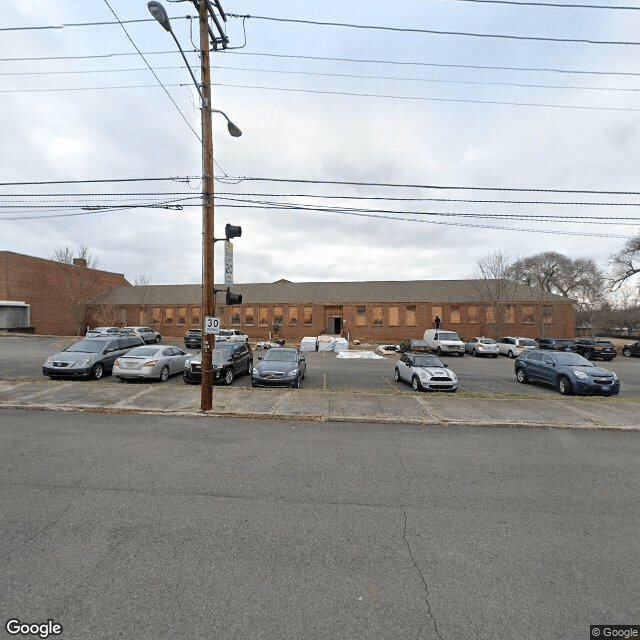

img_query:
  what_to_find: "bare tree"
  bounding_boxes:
[48,245,101,335]
[472,251,521,338]
[610,235,640,289]
[133,273,154,326]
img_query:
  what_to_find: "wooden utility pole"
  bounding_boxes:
[199,0,214,411]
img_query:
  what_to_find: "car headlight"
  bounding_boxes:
[286,367,299,377]
[612,372,619,381]
[252,367,259,376]
[45,357,53,365]
[573,370,589,379]
[184,359,191,369]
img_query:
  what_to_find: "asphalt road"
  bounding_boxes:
[1,409,638,640]
[3,335,640,397]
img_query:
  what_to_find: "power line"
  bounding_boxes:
[0,16,191,32]
[229,13,640,46]
[444,0,640,9]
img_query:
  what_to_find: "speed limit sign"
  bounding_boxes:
[204,316,220,334]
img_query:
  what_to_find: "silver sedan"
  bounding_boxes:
[113,345,191,382]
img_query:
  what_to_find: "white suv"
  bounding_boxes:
[215,329,249,343]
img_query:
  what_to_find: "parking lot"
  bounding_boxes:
[2,334,640,397]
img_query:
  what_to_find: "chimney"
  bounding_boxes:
[73,258,87,268]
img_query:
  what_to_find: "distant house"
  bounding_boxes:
[89,278,575,342]
[0,251,130,335]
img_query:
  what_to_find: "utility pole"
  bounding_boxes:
[199,0,215,411]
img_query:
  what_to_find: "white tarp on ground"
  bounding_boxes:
[336,350,386,359]
[300,336,318,351]
[318,335,335,351]
[334,338,349,352]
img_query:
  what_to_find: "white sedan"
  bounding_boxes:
[394,352,458,392]
[113,345,191,381]
[215,329,249,343]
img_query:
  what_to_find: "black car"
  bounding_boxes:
[622,341,640,358]
[251,347,307,388]
[573,339,617,361]
[183,341,252,385]
[535,338,576,352]
[184,328,202,349]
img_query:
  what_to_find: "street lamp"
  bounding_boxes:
[147,0,240,411]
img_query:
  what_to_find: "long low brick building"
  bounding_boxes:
[88,279,575,342]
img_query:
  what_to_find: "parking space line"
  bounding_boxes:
[113,387,155,407]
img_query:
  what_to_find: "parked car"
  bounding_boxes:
[183,342,253,385]
[535,337,575,352]
[184,328,202,349]
[423,329,465,357]
[216,329,249,343]
[42,335,144,380]
[85,326,121,338]
[399,339,432,353]
[113,345,190,382]
[514,349,619,396]
[394,352,458,392]
[497,337,539,359]
[464,337,499,357]
[573,339,617,361]
[251,347,306,388]
[121,326,161,344]
[622,341,640,358]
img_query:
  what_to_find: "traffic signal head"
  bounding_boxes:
[225,224,242,240]
[225,289,242,305]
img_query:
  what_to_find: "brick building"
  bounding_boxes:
[0,251,130,335]
[89,279,575,342]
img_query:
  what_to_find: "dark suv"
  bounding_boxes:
[43,335,144,379]
[573,339,617,361]
[183,341,253,385]
[184,328,202,349]
[535,338,576,352]
[622,341,640,358]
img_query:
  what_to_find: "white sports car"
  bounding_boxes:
[394,352,458,392]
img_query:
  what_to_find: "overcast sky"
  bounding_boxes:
[3,0,640,287]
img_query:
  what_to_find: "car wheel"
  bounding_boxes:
[91,363,104,380]
[507,350,515,359]
[394,367,401,382]
[622,349,631,357]
[412,376,422,392]
[558,376,573,396]
[291,376,300,389]
[492,354,498,358]
[224,369,234,386]
[516,367,528,384]
[159,366,170,382]
[155,335,161,343]
[584,350,593,360]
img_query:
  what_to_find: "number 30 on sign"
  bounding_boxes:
[204,317,220,334]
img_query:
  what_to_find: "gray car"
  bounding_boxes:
[251,347,307,388]
[43,336,144,380]
[113,345,190,382]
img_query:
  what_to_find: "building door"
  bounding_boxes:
[326,316,342,334]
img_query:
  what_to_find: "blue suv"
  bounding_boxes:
[514,349,619,396]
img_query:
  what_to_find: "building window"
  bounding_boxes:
[373,306,383,326]
[303,306,313,326]
[432,306,443,322]
[274,306,283,324]
[406,306,417,327]
[257,307,268,326]
[178,307,187,325]
[468,305,478,323]
[389,306,399,327]
[164,307,173,325]
[120,308,127,324]
[505,305,516,324]
[231,306,241,326]
[523,305,535,324]
[152,307,161,325]
[245,306,254,326]
[450,307,461,324]
[191,306,200,326]
[289,306,298,326]
[486,306,496,323]
[356,306,366,327]
[542,305,553,324]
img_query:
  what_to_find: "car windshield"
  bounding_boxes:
[413,355,445,367]
[263,349,297,362]
[212,350,233,364]
[125,347,160,357]
[437,332,460,341]
[519,339,538,346]
[554,353,593,366]
[596,341,613,347]
[65,339,107,353]
[479,339,496,344]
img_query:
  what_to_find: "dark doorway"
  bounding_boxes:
[326,316,342,334]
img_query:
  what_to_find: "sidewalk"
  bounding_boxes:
[1,379,638,430]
